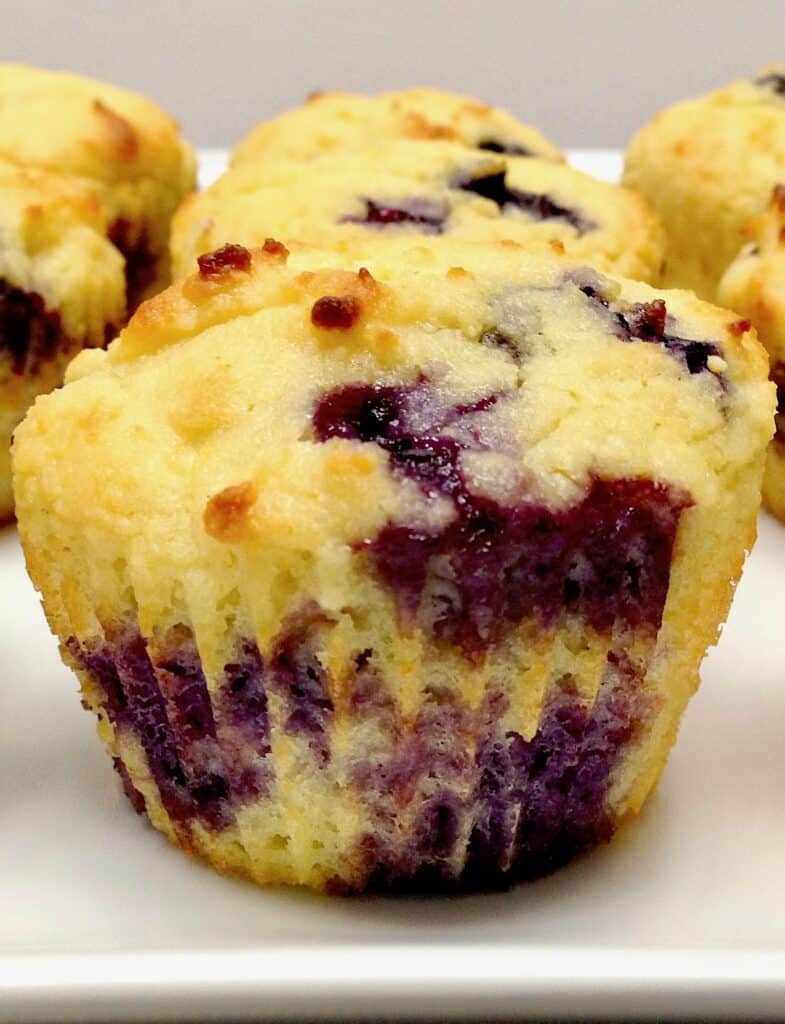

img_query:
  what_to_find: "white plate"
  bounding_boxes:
[2,151,785,1022]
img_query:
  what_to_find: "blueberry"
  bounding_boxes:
[341,197,447,234]
[477,139,533,156]
[313,380,691,658]
[0,278,64,376]
[755,72,785,97]
[451,168,596,235]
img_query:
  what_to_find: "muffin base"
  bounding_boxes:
[64,597,665,895]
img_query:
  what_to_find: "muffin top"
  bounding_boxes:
[14,241,767,646]
[626,69,785,164]
[172,140,665,282]
[231,87,563,167]
[0,157,125,343]
[0,64,195,190]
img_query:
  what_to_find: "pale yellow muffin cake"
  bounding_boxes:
[719,184,785,520]
[0,64,196,307]
[231,87,564,167]
[14,239,772,892]
[0,158,125,522]
[172,140,665,283]
[623,68,785,300]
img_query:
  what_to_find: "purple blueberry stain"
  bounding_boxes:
[313,379,501,505]
[269,610,334,763]
[358,692,478,890]
[108,218,157,311]
[154,635,235,832]
[464,725,529,879]
[577,280,723,379]
[68,627,234,833]
[411,790,463,860]
[450,167,596,235]
[69,630,196,829]
[396,695,476,802]
[346,652,652,892]
[479,327,522,363]
[71,616,654,889]
[112,756,146,815]
[617,300,722,376]
[341,197,448,234]
[466,651,649,886]
[313,379,690,658]
[513,690,609,876]
[347,649,398,725]
[0,278,67,375]
[477,139,534,156]
[346,646,477,887]
[70,615,336,830]
[214,638,272,802]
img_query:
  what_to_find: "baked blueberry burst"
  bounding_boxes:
[343,167,596,238]
[755,71,785,97]
[576,277,724,377]
[15,245,772,893]
[451,166,596,234]
[341,197,448,234]
[0,278,68,376]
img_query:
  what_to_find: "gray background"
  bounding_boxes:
[2,0,784,150]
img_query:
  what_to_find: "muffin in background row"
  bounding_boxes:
[0,64,196,307]
[623,67,785,301]
[624,66,785,522]
[231,87,565,168]
[172,139,665,284]
[0,64,195,522]
[720,184,785,521]
[13,239,772,892]
[0,159,125,521]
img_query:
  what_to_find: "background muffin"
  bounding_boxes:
[231,87,564,168]
[0,158,125,522]
[172,140,665,283]
[13,240,772,891]
[0,64,196,308]
[719,184,785,521]
[623,68,785,300]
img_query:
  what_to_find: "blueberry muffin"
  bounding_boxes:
[623,68,785,300]
[232,87,563,168]
[172,140,665,283]
[13,238,771,891]
[0,159,125,522]
[719,184,785,520]
[0,64,196,308]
